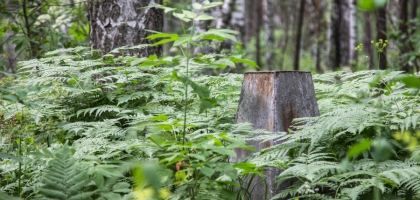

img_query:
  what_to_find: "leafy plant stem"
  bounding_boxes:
[374,162,380,200]
[18,108,23,197]
[182,44,190,146]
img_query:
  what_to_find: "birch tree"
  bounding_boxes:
[348,0,357,69]
[87,0,163,57]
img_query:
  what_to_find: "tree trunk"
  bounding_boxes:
[411,0,419,71]
[412,0,418,19]
[216,0,235,29]
[279,3,292,70]
[399,0,410,72]
[216,0,236,51]
[376,5,387,70]
[232,0,246,45]
[232,71,320,200]
[264,0,276,70]
[334,0,343,69]
[87,0,163,57]
[244,0,255,42]
[312,0,324,73]
[364,12,375,69]
[348,0,357,70]
[338,0,349,67]
[326,0,333,70]
[329,0,343,70]
[255,0,263,69]
[293,0,305,71]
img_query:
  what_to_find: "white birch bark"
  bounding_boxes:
[348,0,358,67]
[88,0,163,57]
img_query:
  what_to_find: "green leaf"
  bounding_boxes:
[93,174,104,188]
[201,2,224,10]
[199,34,226,41]
[0,152,23,162]
[358,0,387,11]
[149,135,167,146]
[0,191,22,200]
[371,138,393,162]
[68,79,77,85]
[233,163,263,176]
[199,98,217,113]
[192,3,202,10]
[147,33,178,46]
[358,0,375,11]
[230,57,259,68]
[148,4,176,13]
[399,75,420,89]
[173,35,192,47]
[347,139,371,159]
[182,10,196,19]
[214,58,236,69]
[112,182,131,193]
[149,114,169,121]
[189,154,206,161]
[152,38,177,46]
[212,147,236,157]
[1,94,19,102]
[146,33,177,40]
[173,10,196,22]
[172,71,210,99]
[195,14,214,21]
[200,167,215,177]
[16,89,27,98]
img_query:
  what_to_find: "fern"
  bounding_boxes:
[37,145,95,200]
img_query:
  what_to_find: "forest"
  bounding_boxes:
[0,0,420,199]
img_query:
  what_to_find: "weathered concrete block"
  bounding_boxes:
[233,71,319,199]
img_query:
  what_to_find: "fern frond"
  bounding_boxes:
[38,145,94,200]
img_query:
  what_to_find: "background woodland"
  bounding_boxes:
[0,0,420,200]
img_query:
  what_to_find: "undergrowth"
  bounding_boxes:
[2,2,420,200]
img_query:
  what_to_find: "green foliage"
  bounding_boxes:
[0,2,261,199]
[255,70,420,199]
[37,145,95,200]
[0,0,89,61]
[358,0,388,11]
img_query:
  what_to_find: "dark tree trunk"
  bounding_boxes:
[255,0,263,70]
[364,12,375,69]
[376,6,387,70]
[412,0,418,20]
[244,0,255,42]
[279,2,293,70]
[399,0,410,72]
[87,0,163,57]
[294,0,305,71]
[312,0,324,73]
[264,0,276,70]
[332,0,342,70]
[412,0,419,71]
